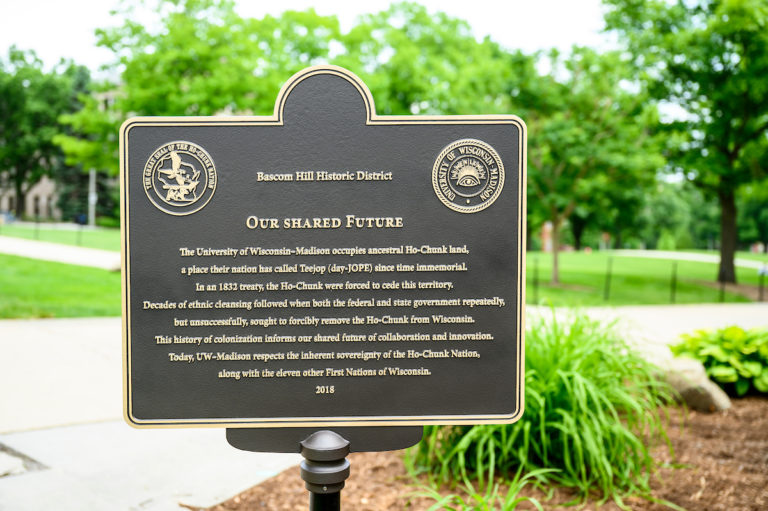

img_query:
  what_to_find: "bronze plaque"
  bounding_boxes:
[121,66,526,427]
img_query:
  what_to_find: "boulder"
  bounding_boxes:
[663,357,731,413]
[0,451,25,478]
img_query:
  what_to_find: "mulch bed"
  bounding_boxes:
[202,397,768,511]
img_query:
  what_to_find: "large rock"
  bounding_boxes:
[663,357,731,413]
[0,451,25,477]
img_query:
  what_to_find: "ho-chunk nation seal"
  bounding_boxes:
[432,139,505,213]
[143,141,217,215]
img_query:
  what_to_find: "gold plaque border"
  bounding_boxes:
[120,65,527,429]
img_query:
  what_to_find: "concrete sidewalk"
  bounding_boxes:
[612,249,768,270]
[0,318,299,510]
[0,318,120,433]
[529,302,768,366]
[0,423,300,511]
[0,235,120,271]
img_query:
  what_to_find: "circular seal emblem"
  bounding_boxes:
[143,141,217,215]
[432,139,505,213]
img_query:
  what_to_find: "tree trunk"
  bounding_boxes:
[13,178,25,218]
[552,220,561,285]
[570,216,586,251]
[718,190,738,283]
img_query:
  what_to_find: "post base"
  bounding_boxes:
[299,430,351,510]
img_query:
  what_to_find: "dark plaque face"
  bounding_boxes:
[121,66,526,427]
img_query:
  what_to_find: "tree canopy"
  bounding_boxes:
[337,2,534,116]
[526,47,663,283]
[55,1,541,173]
[9,0,765,282]
[605,0,768,282]
[51,0,668,288]
[0,47,88,217]
[739,178,768,251]
[56,0,343,176]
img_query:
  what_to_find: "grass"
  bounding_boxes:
[0,223,120,252]
[526,251,761,306]
[0,254,121,318]
[409,312,674,506]
[414,468,552,510]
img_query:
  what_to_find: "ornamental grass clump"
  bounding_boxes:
[410,311,674,505]
[414,467,553,511]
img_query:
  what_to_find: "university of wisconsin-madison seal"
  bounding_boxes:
[432,138,505,213]
[143,141,217,215]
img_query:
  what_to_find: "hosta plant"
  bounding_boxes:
[671,326,768,396]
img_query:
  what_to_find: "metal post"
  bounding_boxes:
[300,430,350,511]
[603,256,613,302]
[670,261,678,304]
[310,492,341,510]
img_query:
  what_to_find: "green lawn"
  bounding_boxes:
[526,251,760,306]
[0,254,121,318]
[0,223,120,252]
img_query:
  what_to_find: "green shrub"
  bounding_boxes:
[409,312,673,505]
[96,216,121,228]
[656,229,676,250]
[671,326,768,396]
[675,229,694,250]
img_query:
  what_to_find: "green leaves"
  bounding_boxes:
[671,325,768,396]
[409,312,674,505]
[60,1,535,179]
[58,0,346,176]
[0,47,88,216]
[351,3,529,116]
[416,467,550,511]
[709,365,738,382]
[699,344,729,362]
[737,179,768,252]
[755,368,768,392]
[605,0,768,282]
[526,47,663,282]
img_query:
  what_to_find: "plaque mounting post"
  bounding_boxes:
[300,430,351,511]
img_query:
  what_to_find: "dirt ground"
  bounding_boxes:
[201,397,768,511]
[697,280,766,302]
